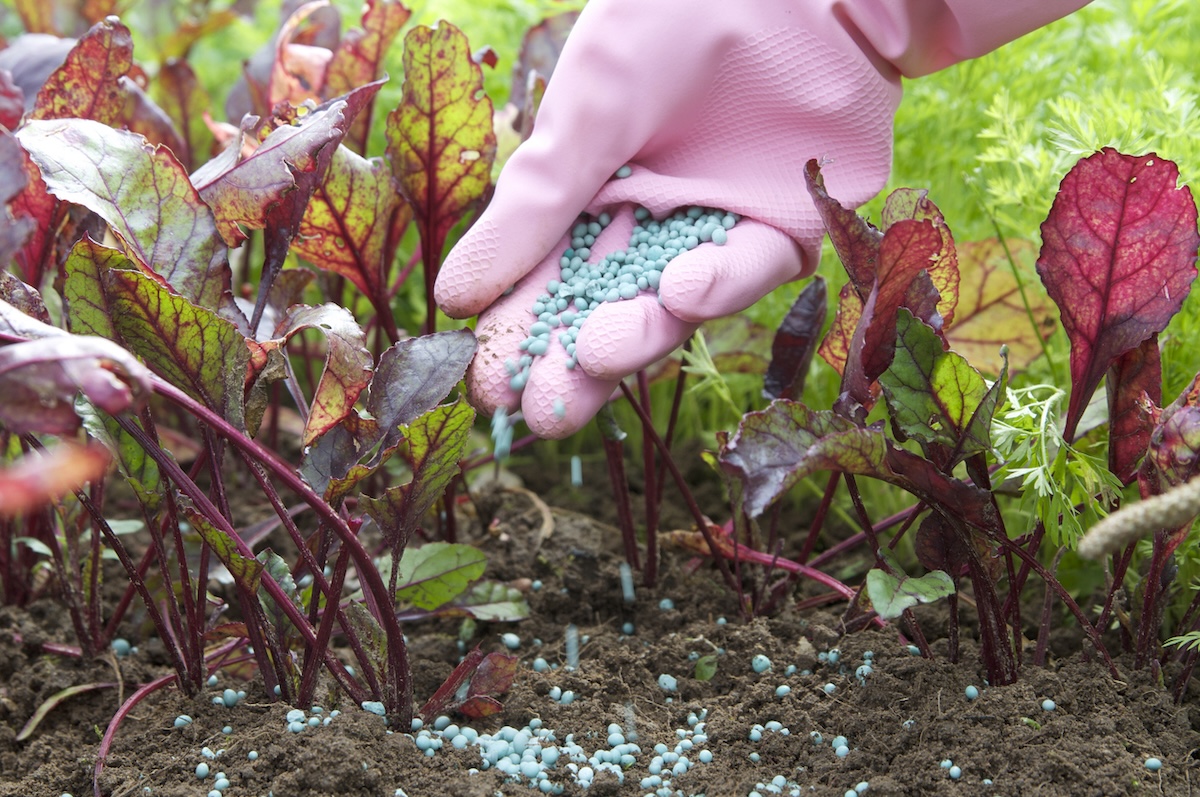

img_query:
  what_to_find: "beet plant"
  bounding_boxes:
[0,6,530,783]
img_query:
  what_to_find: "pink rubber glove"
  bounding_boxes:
[437,0,1090,439]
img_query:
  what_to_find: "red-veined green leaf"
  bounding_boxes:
[29,18,132,125]
[392,542,486,610]
[1037,149,1199,442]
[104,270,248,427]
[62,236,133,340]
[325,0,411,154]
[386,22,496,270]
[182,505,264,595]
[16,118,232,312]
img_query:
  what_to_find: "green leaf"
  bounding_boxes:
[694,655,719,682]
[361,397,474,548]
[444,580,529,622]
[16,118,231,312]
[718,400,894,518]
[343,601,389,681]
[16,681,116,742]
[105,270,249,427]
[865,565,954,620]
[62,236,133,340]
[78,403,163,515]
[386,22,496,264]
[393,542,486,610]
[181,505,263,595]
[880,310,991,462]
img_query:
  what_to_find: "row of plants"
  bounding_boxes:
[1,0,1199,794]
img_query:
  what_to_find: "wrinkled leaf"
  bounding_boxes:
[392,542,486,610]
[387,23,496,268]
[365,329,476,454]
[804,159,881,299]
[945,238,1053,373]
[362,397,474,548]
[1107,336,1160,484]
[269,1,335,108]
[325,0,411,153]
[880,310,991,463]
[465,651,517,702]
[1037,149,1199,442]
[818,281,860,377]
[881,187,959,326]
[765,278,826,400]
[17,118,231,312]
[0,271,48,325]
[15,681,116,741]
[292,145,412,299]
[866,565,954,620]
[1146,374,1200,488]
[0,334,153,435]
[719,400,894,518]
[30,18,132,125]
[0,444,111,519]
[152,59,214,171]
[105,270,248,427]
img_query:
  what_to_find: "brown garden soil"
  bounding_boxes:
[3,468,1200,797]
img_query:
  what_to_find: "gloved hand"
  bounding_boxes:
[436,0,1091,439]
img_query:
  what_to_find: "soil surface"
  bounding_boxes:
[3,477,1200,797]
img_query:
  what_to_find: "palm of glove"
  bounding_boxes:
[436,0,900,438]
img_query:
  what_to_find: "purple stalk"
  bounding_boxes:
[798,472,841,564]
[1033,546,1067,667]
[597,405,641,571]
[637,370,660,587]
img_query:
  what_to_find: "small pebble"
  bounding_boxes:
[965,685,980,700]
[949,765,962,779]
[751,654,772,674]
[835,745,850,758]
[658,674,678,692]
[248,751,258,760]
[1145,757,1163,771]
[823,683,837,695]
[1041,699,1057,711]
[775,685,791,697]
[195,762,210,779]
[501,632,521,650]
[173,715,192,728]
[658,598,675,611]
[111,638,132,657]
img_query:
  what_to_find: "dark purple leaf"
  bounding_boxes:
[509,11,577,127]
[914,513,969,576]
[465,651,517,701]
[718,400,894,518]
[1145,373,1200,488]
[1107,336,1160,485]
[764,277,826,400]
[119,76,187,161]
[1037,149,1199,442]
[804,159,881,299]
[151,59,214,171]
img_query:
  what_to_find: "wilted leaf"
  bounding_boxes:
[765,278,826,400]
[15,681,116,741]
[865,565,954,620]
[465,651,516,702]
[17,118,232,312]
[365,329,476,454]
[387,23,496,270]
[818,281,860,377]
[880,310,992,464]
[105,270,248,427]
[292,145,412,299]
[392,542,486,610]
[269,304,372,446]
[0,334,153,435]
[152,59,214,171]
[0,444,111,519]
[0,272,47,325]
[881,187,959,326]
[804,159,881,299]
[1146,374,1200,488]
[269,1,335,108]
[1037,149,1199,442]
[719,400,894,517]
[30,18,132,125]
[361,397,474,548]
[1107,336,1160,485]
[325,0,411,153]
[944,239,1053,373]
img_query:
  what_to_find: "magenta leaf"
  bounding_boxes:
[0,70,23,131]
[1037,149,1199,442]
[1145,374,1200,489]
[881,187,959,326]
[764,277,826,401]
[0,331,153,435]
[0,131,35,270]
[16,118,232,313]
[718,400,894,518]
[9,143,60,287]
[1106,336,1161,485]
